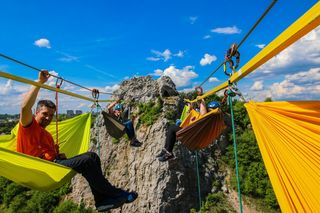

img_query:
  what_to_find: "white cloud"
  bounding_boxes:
[250,80,264,91]
[0,80,13,95]
[34,38,51,48]
[203,35,211,39]
[200,53,217,66]
[209,77,219,82]
[58,52,79,62]
[211,26,241,34]
[189,16,198,24]
[153,65,198,88]
[147,49,184,62]
[151,49,172,62]
[146,57,160,61]
[104,84,120,93]
[174,50,185,58]
[265,68,320,100]
[256,44,266,49]
[256,27,320,75]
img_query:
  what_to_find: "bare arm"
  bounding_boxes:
[20,70,50,127]
[199,99,207,116]
[107,97,121,112]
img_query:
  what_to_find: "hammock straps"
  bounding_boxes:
[227,94,243,213]
[55,77,64,145]
[195,151,202,212]
[92,89,102,156]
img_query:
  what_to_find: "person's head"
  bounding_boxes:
[207,101,220,111]
[113,103,123,116]
[35,100,56,128]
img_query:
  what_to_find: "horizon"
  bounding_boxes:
[0,0,319,114]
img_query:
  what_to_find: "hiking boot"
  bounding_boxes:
[158,152,174,162]
[95,195,127,212]
[156,149,167,158]
[130,138,142,147]
[119,190,139,203]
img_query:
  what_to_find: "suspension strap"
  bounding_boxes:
[228,95,243,213]
[195,151,202,213]
[91,89,102,156]
[55,77,64,146]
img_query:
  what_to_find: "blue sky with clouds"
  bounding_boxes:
[0,0,319,114]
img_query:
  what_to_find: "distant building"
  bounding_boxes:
[66,110,74,117]
[75,110,82,115]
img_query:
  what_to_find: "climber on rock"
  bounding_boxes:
[107,97,142,147]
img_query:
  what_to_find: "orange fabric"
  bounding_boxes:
[17,117,57,161]
[177,109,226,150]
[180,109,200,128]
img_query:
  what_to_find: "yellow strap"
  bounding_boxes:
[0,70,112,103]
[186,1,320,103]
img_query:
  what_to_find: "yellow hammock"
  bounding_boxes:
[245,101,320,212]
[177,108,226,150]
[0,113,91,191]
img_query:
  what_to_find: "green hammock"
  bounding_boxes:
[0,113,91,191]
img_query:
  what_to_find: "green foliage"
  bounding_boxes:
[0,121,18,135]
[53,200,95,213]
[264,97,273,102]
[3,183,27,207]
[164,108,178,125]
[0,181,93,213]
[222,125,279,210]
[190,192,235,213]
[112,137,120,144]
[138,100,162,126]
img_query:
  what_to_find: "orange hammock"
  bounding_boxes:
[176,108,226,150]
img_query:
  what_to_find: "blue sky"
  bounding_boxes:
[0,0,319,114]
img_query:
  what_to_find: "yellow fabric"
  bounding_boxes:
[244,101,320,212]
[179,105,190,122]
[180,108,220,128]
[0,113,91,191]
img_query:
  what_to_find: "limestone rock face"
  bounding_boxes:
[112,75,178,102]
[65,76,227,213]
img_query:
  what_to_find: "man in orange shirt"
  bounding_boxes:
[17,70,137,212]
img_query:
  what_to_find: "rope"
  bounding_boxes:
[0,70,112,102]
[195,151,202,212]
[0,53,113,94]
[54,78,64,145]
[228,94,243,213]
[192,0,278,94]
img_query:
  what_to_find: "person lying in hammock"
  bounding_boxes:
[107,99,142,147]
[16,70,138,212]
[156,99,220,162]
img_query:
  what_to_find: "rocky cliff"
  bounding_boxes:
[65,76,229,213]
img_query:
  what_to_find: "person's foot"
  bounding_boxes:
[158,152,175,162]
[95,195,127,212]
[156,149,167,158]
[130,138,142,147]
[119,190,139,203]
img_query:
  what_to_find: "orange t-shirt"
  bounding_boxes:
[17,117,57,161]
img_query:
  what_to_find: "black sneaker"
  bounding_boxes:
[130,139,142,147]
[119,191,138,203]
[156,149,167,158]
[158,152,174,162]
[95,195,127,212]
